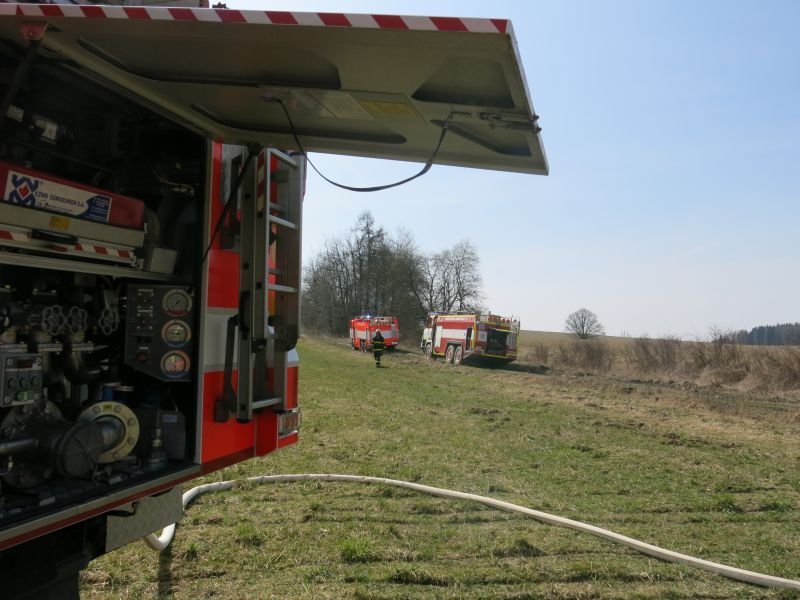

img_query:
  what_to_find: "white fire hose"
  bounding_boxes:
[143,473,800,591]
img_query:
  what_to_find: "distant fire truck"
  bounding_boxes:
[421,313,521,364]
[350,316,399,351]
[0,1,546,596]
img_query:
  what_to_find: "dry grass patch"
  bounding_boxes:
[518,330,800,397]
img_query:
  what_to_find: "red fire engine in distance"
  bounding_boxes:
[349,316,400,351]
[421,313,520,365]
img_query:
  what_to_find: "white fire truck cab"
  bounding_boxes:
[0,3,546,597]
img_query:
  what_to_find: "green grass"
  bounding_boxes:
[80,337,800,599]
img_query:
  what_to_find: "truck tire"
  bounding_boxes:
[454,346,463,365]
[425,343,433,360]
[445,345,454,363]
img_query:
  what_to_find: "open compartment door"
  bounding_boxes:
[0,5,547,175]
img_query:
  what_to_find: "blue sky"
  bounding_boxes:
[232,0,800,338]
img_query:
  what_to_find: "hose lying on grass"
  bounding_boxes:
[142,473,800,591]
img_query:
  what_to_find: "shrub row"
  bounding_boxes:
[519,334,800,391]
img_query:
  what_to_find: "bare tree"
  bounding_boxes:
[447,240,482,312]
[565,308,605,339]
[419,240,482,313]
[302,213,432,337]
[302,218,485,338]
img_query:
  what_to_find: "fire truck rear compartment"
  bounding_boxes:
[0,48,203,530]
[486,330,509,355]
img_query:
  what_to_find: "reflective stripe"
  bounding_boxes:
[0,228,27,242]
[287,347,299,367]
[0,4,508,33]
[202,309,299,371]
[202,308,236,371]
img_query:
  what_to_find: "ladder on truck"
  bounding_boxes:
[222,147,303,423]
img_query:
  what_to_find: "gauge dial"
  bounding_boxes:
[162,320,191,347]
[161,351,190,379]
[162,289,192,317]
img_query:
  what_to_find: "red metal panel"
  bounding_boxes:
[200,142,299,465]
[200,142,254,465]
[207,250,239,308]
[254,409,278,456]
[206,142,240,309]
[200,448,254,475]
[208,142,225,237]
[285,365,298,410]
[201,371,254,463]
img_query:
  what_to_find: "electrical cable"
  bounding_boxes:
[266,96,451,193]
[142,473,800,591]
[200,150,256,265]
[201,100,450,264]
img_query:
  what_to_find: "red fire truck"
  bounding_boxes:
[421,313,521,365]
[0,2,546,596]
[350,316,399,351]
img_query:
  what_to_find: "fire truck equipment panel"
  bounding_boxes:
[124,285,195,382]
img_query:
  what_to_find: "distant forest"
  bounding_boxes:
[735,323,800,346]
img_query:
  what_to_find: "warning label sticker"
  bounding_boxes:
[310,90,373,120]
[3,170,112,223]
[360,101,420,119]
[263,88,374,120]
[49,215,71,231]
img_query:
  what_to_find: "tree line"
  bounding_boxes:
[735,323,800,346]
[301,212,483,338]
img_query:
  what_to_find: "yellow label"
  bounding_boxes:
[49,215,70,231]
[360,101,419,118]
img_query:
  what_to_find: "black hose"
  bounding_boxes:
[0,437,38,456]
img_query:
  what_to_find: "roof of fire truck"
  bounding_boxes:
[354,315,395,322]
[429,311,520,331]
[0,4,547,175]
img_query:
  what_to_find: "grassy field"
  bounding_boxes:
[81,337,800,599]
[519,330,632,349]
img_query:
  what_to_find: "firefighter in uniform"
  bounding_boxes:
[372,329,385,367]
